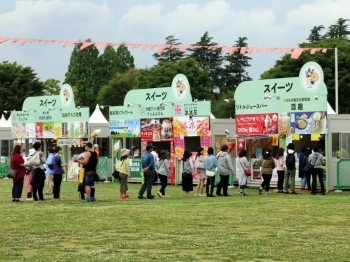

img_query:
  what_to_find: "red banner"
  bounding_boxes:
[140,118,173,142]
[236,114,278,135]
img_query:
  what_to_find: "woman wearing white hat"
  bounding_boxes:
[119,148,131,200]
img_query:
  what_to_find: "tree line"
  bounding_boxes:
[0,18,349,117]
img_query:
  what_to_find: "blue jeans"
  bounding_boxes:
[300,177,307,187]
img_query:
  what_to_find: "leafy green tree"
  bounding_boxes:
[187,32,223,92]
[64,39,100,110]
[97,68,139,108]
[115,44,135,73]
[325,18,350,39]
[98,46,120,87]
[308,25,325,43]
[223,37,252,93]
[260,38,350,113]
[134,58,213,102]
[0,61,44,113]
[153,35,184,63]
[43,78,60,95]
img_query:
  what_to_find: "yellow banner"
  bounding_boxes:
[292,134,300,140]
[311,134,321,141]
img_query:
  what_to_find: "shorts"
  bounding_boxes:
[83,172,95,187]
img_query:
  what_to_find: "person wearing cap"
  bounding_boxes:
[29,142,47,201]
[24,148,36,200]
[138,144,155,199]
[118,148,131,200]
[216,144,235,197]
[45,147,55,195]
[155,150,170,197]
[74,142,98,202]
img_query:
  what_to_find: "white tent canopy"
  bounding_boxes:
[4,114,11,127]
[210,113,215,119]
[327,102,336,115]
[0,115,7,127]
[89,104,108,124]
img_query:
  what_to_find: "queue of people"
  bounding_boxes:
[9,142,326,202]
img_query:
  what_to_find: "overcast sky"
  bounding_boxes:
[0,0,348,85]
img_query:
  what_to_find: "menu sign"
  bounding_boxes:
[235,114,278,136]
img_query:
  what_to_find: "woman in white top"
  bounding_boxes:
[156,150,170,198]
[309,144,325,195]
[237,149,249,196]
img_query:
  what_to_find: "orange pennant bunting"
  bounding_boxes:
[142,44,150,50]
[228,47,238,55]
[247,47,255,54]
[31,39,38,43]
[221,46,227,52]
[63,41,73,48]
[95,42,104,49]
[12,38,21,44]
[256,47,266,52]
[80,42,94,50]
[149,44,158,50]
[44,40,51,44]
[21,39,30,46]
[0,38,10,44]
[38,39,44,43]
[179,45,188,52]
[322,48,327,53]
[157,44,169,55]
[291,48,309,59]
[279,48,286,54]
[266,47,278,52]
[240,47,247,54]
[310,48,322,54]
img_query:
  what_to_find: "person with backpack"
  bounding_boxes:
[309,144,325,195]
[283,143,298,194]
[299,147,307,190]
[258,149,275,195]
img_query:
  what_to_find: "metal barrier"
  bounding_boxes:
[337,159,350,190]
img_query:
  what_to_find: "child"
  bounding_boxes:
[77,145,86,200]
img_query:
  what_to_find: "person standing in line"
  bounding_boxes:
[52,146,67,200]
[45,147,55,195]
[283,143,298,194]
[309,144,325,195]
[181,151,193,197]
[30,142,47,201]
[119,148,131,200]
[299,147,307,190]
[276,148,285,193]
[138,145,155,200]
[156,150,170,198]
[74,142,98,202]
[204,147,217,197]
[304,148,312,191]
[237,149,249,196]
[195,147,206,197]
[216,144,235,197]
[77,145,86,200]
[10,145,28,202]
[25,149,35,201]
[258,149,275,195]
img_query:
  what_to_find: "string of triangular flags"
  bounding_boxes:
[0,37,328,59]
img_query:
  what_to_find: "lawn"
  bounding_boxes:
[0,179,349,262]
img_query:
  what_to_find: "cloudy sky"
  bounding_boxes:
[0,0,348,85]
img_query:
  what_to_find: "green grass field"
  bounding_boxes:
[0,179,349,262]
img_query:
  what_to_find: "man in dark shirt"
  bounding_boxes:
[138,144,155,199]
[74,142,98,202]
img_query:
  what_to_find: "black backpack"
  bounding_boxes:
[286,152,296,170]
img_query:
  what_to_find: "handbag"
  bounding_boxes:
[8,168,19,179]
[239,159,251,176]
[182,161,192,178]
[195,159,205,169]
[305,155,319,172]
[206,170,215,177]
[30,152,40,166]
